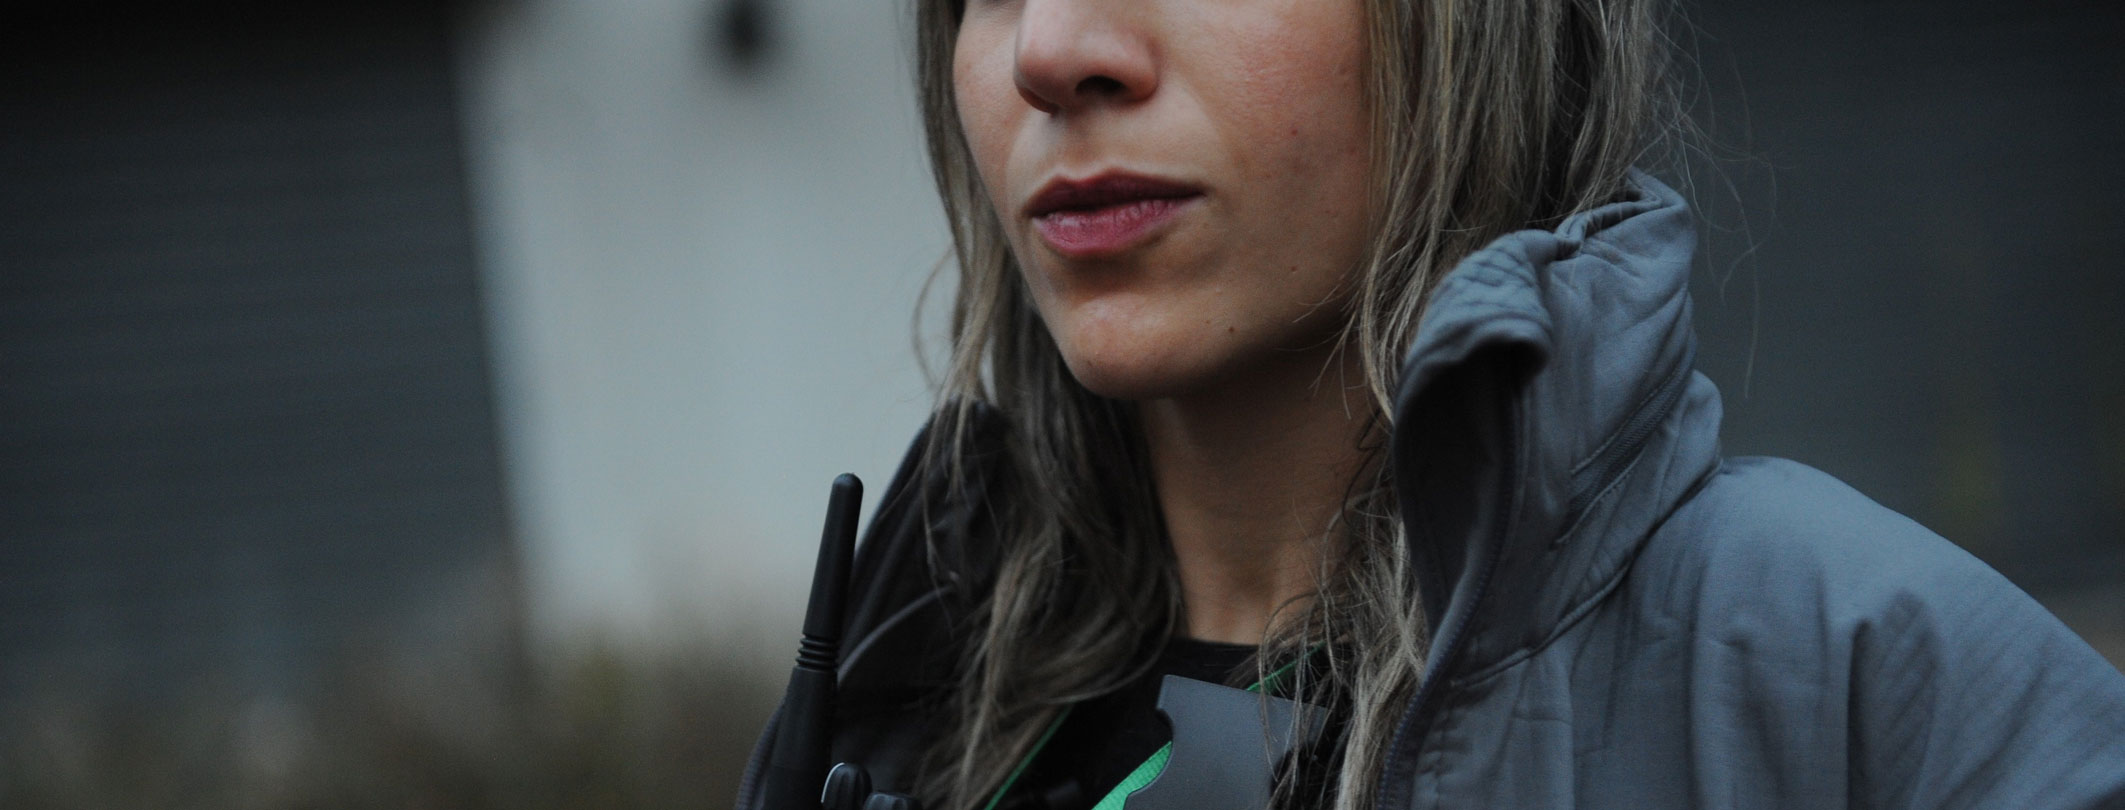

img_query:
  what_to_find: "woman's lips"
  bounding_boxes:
[1024,173,1203,259]
[1033,196,1200,258]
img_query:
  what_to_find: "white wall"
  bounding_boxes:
[452,0,950,665]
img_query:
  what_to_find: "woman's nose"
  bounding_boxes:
[1012,0,1157,115]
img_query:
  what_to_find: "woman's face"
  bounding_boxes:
[954,0,1374,401]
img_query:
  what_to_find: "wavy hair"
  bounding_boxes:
[909,0,1684,808]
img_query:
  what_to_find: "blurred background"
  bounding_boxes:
[0,0,2117,807]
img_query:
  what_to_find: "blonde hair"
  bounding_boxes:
[910,0,1683,807]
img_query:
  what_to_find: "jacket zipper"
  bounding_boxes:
[1381,395,1519,805]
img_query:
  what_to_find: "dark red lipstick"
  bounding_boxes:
[1024,172,1203,259]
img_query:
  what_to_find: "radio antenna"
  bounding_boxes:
[761,473,863,810]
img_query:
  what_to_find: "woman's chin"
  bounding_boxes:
[1058,351,1206,403]
[1051,322,1341,404]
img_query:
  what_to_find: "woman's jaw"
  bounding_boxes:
[951,0,1381,647]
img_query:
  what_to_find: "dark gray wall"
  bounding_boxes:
[0,4,515,697]
[1685,0,2124,643]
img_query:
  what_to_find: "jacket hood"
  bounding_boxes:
[1390,169,1723,682]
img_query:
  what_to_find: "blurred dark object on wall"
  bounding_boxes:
[717,0,778,73]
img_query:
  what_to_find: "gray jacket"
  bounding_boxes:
[741,173,2125,809]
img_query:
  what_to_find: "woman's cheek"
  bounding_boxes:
[953,48,1020,223]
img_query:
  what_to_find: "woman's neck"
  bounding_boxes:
[1138,346,1375,645]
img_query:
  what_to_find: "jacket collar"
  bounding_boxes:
[1389,170,1724,682]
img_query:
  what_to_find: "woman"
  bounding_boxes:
[743,0,2125,808]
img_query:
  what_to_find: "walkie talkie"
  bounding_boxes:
[761,473,1314,810]
[760,474,927,810]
